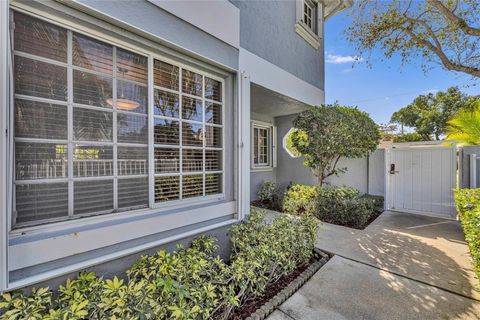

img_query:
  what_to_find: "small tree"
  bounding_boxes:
[291,104,380,186]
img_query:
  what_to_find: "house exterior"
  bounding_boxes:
[0,0,351,291]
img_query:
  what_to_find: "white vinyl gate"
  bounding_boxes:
[386,142,457,219]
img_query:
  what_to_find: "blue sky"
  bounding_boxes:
[324,11,480,125]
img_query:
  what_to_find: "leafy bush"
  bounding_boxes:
[361,194,384,212]
[224,209,318,316]
[283,184,317,215]
[454,189,480,281]
[0,211,319,320]
[256,181,282,210]
[316,186,376,229]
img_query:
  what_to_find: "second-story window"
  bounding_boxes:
[295,0,321,48]
[303,0,316,33]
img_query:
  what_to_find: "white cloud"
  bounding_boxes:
[326,54,363,64]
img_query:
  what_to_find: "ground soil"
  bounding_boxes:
[228,254,325,320]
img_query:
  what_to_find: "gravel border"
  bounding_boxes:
[244,248,330,320]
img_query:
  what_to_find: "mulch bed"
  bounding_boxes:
[251,201,384,230]
[321,209,384,230]
[250,200,280,212]
[228,252,326,320]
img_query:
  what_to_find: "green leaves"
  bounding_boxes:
[0,213,319,320]
[315,186,378,229]
[228,209,319,310]
[391,87,480,141]
[284,185,381,229]
[446,101,480,145]
[292,104,380,185]
[346,0,480,78]
[454,189,480,281]
[283,184,317,216]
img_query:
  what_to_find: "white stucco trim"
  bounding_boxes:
[295,22,320,49]
[9,201,237,271]
[239,48,324,106]
[238,71,251,219]
[147,0,240,49]
[0,0,9,292]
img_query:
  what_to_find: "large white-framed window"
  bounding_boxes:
[11,11,225,229]
[295,0,323,49]
[251,121,276,170]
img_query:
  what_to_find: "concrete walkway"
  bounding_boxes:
[267,211,480,320]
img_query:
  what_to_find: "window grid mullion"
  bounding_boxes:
[178,66,183,200]
[67,30,74,217]
[112,46,118,211]
[202,75,206,197]
[148,55,155,208]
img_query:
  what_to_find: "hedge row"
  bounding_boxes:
[0,210,318,320]
[454,189,480,281]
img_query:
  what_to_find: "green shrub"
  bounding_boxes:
[454,189,480,281]
[316,186,376,229]
[282,184,317,215]
[0,211,319,320]
[361,194,384,212]
[225,209,318,316]
[256,181,282,210]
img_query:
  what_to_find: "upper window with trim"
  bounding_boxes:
[11,11,225,228]
[251,122,276,170]
[295,0,322,49]
[303,0,317,34]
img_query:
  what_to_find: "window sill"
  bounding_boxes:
[251,166,275,173]
[9,200,237,271]
[295,22,320,49]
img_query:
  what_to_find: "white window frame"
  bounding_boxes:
[251,120,276,171]
[295,0,323,49]
[151,56,226,210]
[9,8,226,231]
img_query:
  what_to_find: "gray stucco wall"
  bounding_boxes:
[275,114,317,188]
[325,150,385,196]
[47,0,239,69]
[234,0,324,89]
[459,146,480,189]
[325,158,368,193]
[367,149,386,196]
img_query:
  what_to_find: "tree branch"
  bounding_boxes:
[427,0,480,36]
[403,27,480,77]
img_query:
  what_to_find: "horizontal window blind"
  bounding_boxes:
[12,11,225,228]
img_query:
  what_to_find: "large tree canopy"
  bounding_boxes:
[291,104,380,185]
[346,0,480,77]
[390,86,479,140]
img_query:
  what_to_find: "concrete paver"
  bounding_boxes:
[266,211,480,320]
[268,256,480,320]
[318,211,479,299]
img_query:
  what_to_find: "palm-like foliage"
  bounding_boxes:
[446,103,480,145]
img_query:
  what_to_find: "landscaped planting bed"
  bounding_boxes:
[254,182,384,230]
[0,209,323,320]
